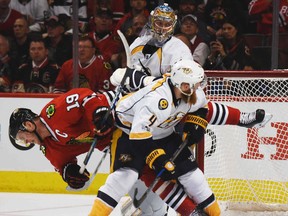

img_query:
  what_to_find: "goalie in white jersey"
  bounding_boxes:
[89,59,221,216]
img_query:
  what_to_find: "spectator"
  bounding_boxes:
[10,17,32,67]
[113,0,149,38]
[175,0,211,42]
[87,0,125,28]
[53,36,113,93]
[179,14,209,66]
[88,8,122,66]
[127,13,148,43]
[204,0,247,38]
[203,17,256,70]
[112,13,148,68]
[47,0,89,33]
[12,38,59,93]
[0,0,23,38]
[43,14,72,67]
[248,0,288,34]
[0,34,17,92]
[9,0,49,24]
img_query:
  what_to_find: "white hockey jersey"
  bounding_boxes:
[115,75,207,140]
[130,34,193,77]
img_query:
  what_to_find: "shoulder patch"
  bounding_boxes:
[46,104,55,118]
[158,98,168,110]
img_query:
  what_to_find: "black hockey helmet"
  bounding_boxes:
[9,108,38,150]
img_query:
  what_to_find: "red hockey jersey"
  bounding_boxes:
[39,88,111,174]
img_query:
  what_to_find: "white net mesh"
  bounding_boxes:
[203,71,288,211]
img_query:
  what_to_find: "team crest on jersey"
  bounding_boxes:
[119,154,132,163]
[46,104,55,118]
[159,98,168,110]
[67,132,92,145]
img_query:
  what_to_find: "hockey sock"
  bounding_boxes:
[207,101,240,125]
[140,166,197,215]
[88,198,113,216]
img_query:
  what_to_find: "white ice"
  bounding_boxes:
[0,192,288,216]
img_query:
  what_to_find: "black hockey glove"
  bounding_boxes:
[110,67,155,93]
[146,148,175,181]
[93,106,114,138]
[183,108,208,145]
[62,163,90,189]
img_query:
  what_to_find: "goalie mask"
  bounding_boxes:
[150,4,177,44]
[9,108,38,150]
[170,59,204,96]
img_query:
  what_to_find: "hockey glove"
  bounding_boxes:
[62,163,90,189]
[146,148,175,180]
[183,108,208,145]
[93,106,114,138]
[110,67,155,92]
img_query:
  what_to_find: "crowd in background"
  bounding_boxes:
[0,0,287,93]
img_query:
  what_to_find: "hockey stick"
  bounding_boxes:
[133,133,191,208]
[67,148,109,191]
[79,30,131,174]
[66,30,131,191]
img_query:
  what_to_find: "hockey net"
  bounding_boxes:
[201,70,288,211]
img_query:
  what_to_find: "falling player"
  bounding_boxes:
[8,88,115,190]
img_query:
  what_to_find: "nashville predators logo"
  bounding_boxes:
[46,104,55,118]
[159,98,168,110]
[119,154,132,163]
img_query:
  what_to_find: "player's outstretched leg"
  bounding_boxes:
[238,109,273,128]
[207,102,272,128]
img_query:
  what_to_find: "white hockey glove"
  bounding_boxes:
[110,68,155,92]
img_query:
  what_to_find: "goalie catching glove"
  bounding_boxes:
[183,108,208,145]
[110,67,155,92]
[146,148,175,180]
[63,163,90,189]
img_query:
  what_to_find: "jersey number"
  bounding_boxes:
[66,94,80,111]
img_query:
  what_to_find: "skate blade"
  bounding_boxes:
[253,113,273,128]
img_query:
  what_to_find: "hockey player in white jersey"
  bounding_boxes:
[89,59,221,216]
[109,3,272,215]
[111,3,271,131]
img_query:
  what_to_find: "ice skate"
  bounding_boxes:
[238,109,273,128]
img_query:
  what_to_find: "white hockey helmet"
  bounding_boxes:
[170,59,204,96]
[150,3,177,43]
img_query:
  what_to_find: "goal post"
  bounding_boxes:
[199,70,288,211]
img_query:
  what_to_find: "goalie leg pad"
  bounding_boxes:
[131,180,169,216]
[88,198,113,216]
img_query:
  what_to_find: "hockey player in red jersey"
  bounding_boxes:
[8,88,115,189]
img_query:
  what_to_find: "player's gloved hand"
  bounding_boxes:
[146,148,175,180]
[62,163,90,189]
[93,106,114,138]
[183,108,208,145]
[110,67,155,92]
